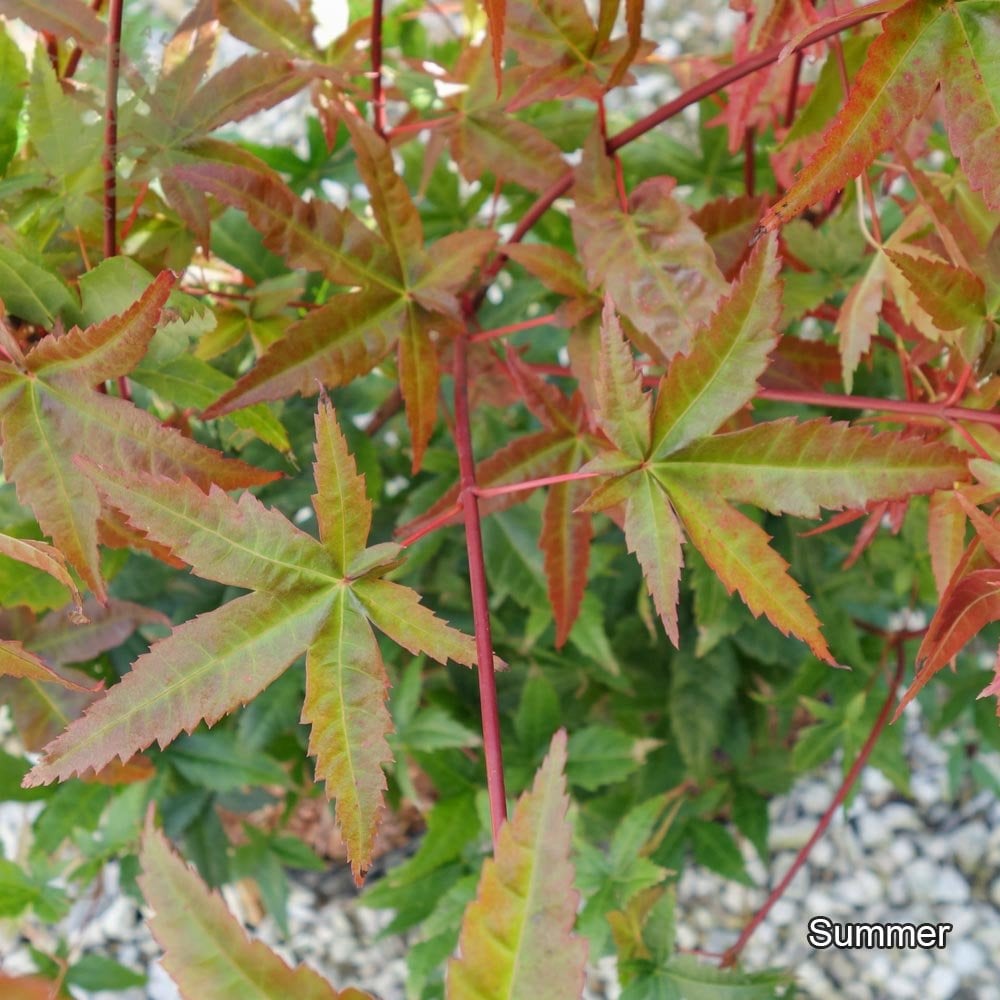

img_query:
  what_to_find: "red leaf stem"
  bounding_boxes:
[102,0,125,260]
[454,321,507,845]
[756,387,1000,430]
[371,0,387,138]
[469,312,560,344]
[474,469,602,499]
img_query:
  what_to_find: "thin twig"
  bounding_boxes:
[454,318,507,844]
[102,0,125,260]
[371,0,387,138]
[469,312,559,343]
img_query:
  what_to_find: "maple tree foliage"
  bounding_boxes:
[0,0,997,995]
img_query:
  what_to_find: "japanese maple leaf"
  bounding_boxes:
[571,128,727,362]
[23,399,485,882]
[173,117,497,470]
[761,0,1000,232]
[505,0,653,107]
[419,44,567,194]
[579,235,969,663]
[0,271,276,600]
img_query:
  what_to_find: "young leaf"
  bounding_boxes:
[0,271,275,598]
[447,729,588,1000]
[138,817,373,1000]
[761,0,1000,231]
[573,132,726,360]
[650,234,781,459]
[24,402,479,881]
[884,249,987,332]
[836,249,887,393]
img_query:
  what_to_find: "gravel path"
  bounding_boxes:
[3,696,998,1000]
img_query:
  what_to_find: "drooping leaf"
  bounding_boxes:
[939,0,1000,213]
[928,489,970,598]
[900,568,1000,712]
[447,729,588,1000]
[836,248,886,393]
[484,0,506,90]
[761,0,1000,231]
[650,234,781,458]
[0,533,81,611]
[541,449,593,648]
[0,271,275,597]
[138,817,372,1000]
[573,131,726,360]
[302,590,392,882]
[24,402,479,880]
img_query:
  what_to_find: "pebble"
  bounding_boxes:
[925,966,961,999]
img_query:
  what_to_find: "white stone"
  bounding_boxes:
[808,838,835,869]
[861,952,894,984]
[857,812,892,849]
[833,870,884,908]
[889,838,917,868]
[881,803,923,833]
[898,950,933,980]
[147,961,182,1000]
[768,899,797,927]
[861,767,895,804]
[770,820,816,852]
[924,965,961,999]
[798,781,835,816]
[949,938,986,977]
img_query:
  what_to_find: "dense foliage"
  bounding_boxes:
[0,0,998,997]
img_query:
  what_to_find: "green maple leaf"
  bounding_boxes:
[24,399,487,881]
[173,117,497,470]
[0,271,276,600]
[580,234,969,664]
